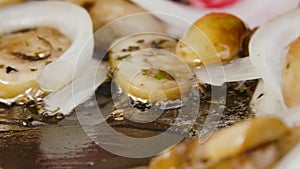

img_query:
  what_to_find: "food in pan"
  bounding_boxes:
[0,0,296,119]
[0,0,300,168]
[148,7,300,169]
[149,116,300,169]
[0,1,96,115]
[0,27,71,100]
[108,12,254,102]
[0,0,162,117]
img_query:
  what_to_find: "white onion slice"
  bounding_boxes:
[0,1,94,91]
[43,59,108,115]
[249,8,300,115]
[131,0,299,30]
[193,57,260,85]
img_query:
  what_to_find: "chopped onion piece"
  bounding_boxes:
[43,59,108,115]
[194,57,260,85]
[249,8,300,115]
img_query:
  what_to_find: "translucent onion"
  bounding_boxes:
[43,59,108,115]
[193,57,260,85]
[249,8,300,115]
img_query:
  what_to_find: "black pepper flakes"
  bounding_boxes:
[116,54,131,60]
[137,39,145,43]
[121,46,140,52]
[6,66,18,74]
[257,93,264,99]
[151,39,168,49]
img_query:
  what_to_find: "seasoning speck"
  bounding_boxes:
[122,46,140,52]
[116,54,131,60]
[137,39,145,43]
[257,93,264,99]
[6,66,18,74]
